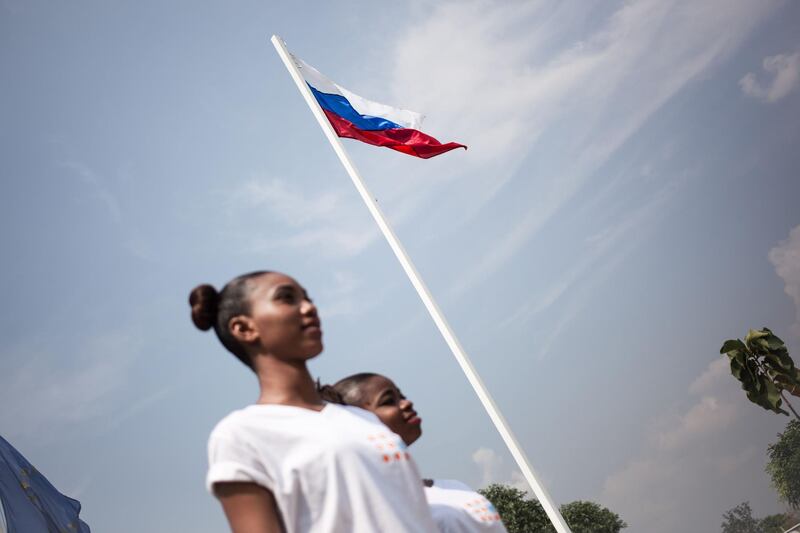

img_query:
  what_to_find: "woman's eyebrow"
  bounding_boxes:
[273,283,299,294]
[268,284,300,300]
[290,285,311,300]
[376,389,394,402]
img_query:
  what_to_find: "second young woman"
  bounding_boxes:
[190,271,438,532]
[326,373,509,533]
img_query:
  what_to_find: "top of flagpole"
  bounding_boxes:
[271,35,466,159]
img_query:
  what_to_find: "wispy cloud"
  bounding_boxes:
[59,160,158,262]
[472,446,529,493]
[60,160,122,223]
[230,179,342,228]
[495,175,684,358]
[740,51,800,103]
[768,224,800,336]
[222,177,378,259]
[496,275,576,331]
[317,270,380,319]
[599,357,783,532]
[61,383,174,499]
[653,395,739,451]
[104,384,174,433]
[387,0,778,292]
[0,330,142,442]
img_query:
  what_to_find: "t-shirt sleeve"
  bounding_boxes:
[206,429,274,494]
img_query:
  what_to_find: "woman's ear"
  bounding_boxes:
[228,315,259,345]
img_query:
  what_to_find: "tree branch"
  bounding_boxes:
[780,390,800,422]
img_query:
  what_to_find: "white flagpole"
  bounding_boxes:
[271,35,572,533]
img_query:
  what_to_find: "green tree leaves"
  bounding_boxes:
[721,502,762,533]
[720,328,800,417]
[719,329,800,522]
[478,484,552,532]
[560,501,628,533]
[478,484,627,533]
[720,501,794,533]
[766,420,800,509]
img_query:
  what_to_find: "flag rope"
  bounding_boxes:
[271,34,572,533]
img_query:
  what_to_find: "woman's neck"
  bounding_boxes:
[254,356,323,409]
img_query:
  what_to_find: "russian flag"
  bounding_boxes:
[293,55,466,159]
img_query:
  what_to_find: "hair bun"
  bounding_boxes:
[189,284,219,331]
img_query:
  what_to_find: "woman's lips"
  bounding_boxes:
[407,415,421,425]
[303,325,322,338]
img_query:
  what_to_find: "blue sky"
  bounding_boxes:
[1,1,799,531]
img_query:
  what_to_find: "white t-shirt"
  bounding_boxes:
[207,403,438,533]
[424,479,508,533]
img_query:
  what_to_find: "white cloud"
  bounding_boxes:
[653,396,739,451]
[769,224,800,336]
[599,358,784,532]
[740,52,800,103]
[223,177,378,259]
[230,179,341,228]
[472,446,502,487]
[0,330,141,442]
[650,357,739,451]
[317,270,379,319]
[246,226,376,259]
[472,446,528,493]
[386,0,778,292]
[688,356,729,395]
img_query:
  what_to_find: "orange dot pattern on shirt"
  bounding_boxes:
[464,497,502,523]
[367,433,411,464]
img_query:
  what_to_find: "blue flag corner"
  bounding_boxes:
[0,435,90,533]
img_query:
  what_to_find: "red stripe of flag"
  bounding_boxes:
[323,109,466,159]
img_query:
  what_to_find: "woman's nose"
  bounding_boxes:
[301,299,317,315]
[399,398,414,410]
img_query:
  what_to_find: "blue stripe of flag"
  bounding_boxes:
[308,85,402,131]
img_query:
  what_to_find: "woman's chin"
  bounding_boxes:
[404,426,422,446]
[301,341,324,359]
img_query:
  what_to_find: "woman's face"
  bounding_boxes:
[359,375,422,446]
[238,272,323,361]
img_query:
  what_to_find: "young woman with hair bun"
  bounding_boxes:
[190,271,437,533]
[325,373,509,533]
